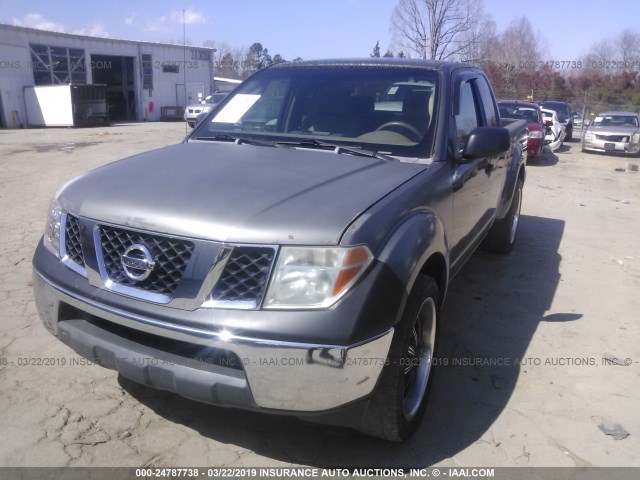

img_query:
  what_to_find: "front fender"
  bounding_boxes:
[375,210,449,303]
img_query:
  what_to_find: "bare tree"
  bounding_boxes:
[203,40,233,68]
[490,17,543,97]
[456,1,496,64]
[390,0,480,60]
[497,16,542,66]
[616,29,640,66]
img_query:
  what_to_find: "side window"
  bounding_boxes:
[455,81,480,154]
[476,76,498,127]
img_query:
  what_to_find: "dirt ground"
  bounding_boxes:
[0,123,638,468]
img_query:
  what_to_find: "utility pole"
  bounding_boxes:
[183,9,187,135]
[580,90,587,135]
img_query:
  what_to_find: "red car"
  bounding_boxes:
[498,100,544,162]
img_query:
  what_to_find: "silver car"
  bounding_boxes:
[582,111,640,155]
[184,92,228,128]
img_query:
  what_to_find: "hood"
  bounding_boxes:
[587,125,639,136]
[60,142,426,245]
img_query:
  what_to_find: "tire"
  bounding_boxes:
[358,275,439,442]
[483,177,523,254]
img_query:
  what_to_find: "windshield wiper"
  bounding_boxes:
[195,133,275,148]
[276,139,395,161]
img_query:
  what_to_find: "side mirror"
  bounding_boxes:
[463,127,510,160]
[544,120,554,127]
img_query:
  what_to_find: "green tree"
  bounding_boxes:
[249,42,273,70]
[371,41,381,57]
[218,52,239,78]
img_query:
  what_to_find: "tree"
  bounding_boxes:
[204,40,230,64]
[617,29,640,66]
[487,16,543,97]
[390,0,480,60]
[383,50,395,58]
[248,42,273,71]
[497,16,542,66]
[217,52,240,78]
[371,41,381,57]
[456,1,497,64]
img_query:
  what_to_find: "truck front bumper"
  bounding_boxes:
[33,269,394,414]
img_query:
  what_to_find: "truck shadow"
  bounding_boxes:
[120,214,567,467]
[528,151,558,167]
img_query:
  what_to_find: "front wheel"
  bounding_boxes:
[358,275,439,441]
[483,177,523,254]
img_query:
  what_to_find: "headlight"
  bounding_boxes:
[529,131,543,139]
[43,198,63,258]
[632,133,640,144]
[584,132,594,140]
[264,245,373,308]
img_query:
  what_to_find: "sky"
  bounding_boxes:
[0,0,637,62]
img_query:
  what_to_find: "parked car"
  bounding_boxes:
[33,59,527,442]
[540,100,573,141]
[581,111,640,155]
[498,100,545,162]
[184,92,228,128]
[572,112,585,128]
[541,108,566,152]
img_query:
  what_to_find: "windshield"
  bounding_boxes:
[499,103,540,123]
[205,93,227,104]
[592,115,639,127]
[540,102,570,120]
[192,65,440,157]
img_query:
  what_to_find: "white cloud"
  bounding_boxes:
[12,13,109,38]
[72,24,109,37]
[144,8,205,32]
[171,9,206,25]
[144,21,168,33]
[124,13,136,26]
[12,13,65,33]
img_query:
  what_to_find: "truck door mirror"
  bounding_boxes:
[462,127,510,160]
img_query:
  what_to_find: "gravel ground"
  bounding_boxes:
[0,123,638,467]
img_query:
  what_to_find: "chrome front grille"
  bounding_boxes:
[60,215,277,308]
[99,226,195,295]
[64,214,85,267]
[211,246,276,303]
[596,134,629,142]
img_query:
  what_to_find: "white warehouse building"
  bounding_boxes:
[0,24,215,128]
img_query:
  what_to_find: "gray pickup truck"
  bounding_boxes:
[33,59,526,441]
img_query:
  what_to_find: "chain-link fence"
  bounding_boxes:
[491,81,640,134]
